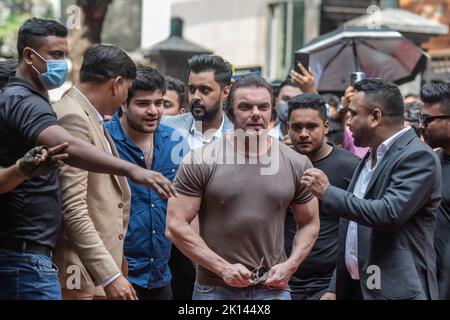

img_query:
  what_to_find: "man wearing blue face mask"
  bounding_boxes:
[29,48,68,90]
[0,18,177,300]
[269,79,302,142]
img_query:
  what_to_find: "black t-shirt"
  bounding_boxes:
[0,77,61,249]
[285,144,360,292]
[435,151,450,300]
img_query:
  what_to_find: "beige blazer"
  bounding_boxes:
[52,87,131,297]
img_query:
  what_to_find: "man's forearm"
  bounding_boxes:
[37,125,135,177]
[287,222,319,268]
[64,137,134,176]
[166,219,230,277]
[0,165,25,194]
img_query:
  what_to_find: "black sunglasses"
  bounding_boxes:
[418,114,450,127]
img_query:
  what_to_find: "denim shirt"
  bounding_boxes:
[105,113,183,289]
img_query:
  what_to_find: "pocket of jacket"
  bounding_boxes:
[379,250,425,300]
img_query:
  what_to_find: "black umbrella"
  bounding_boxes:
[298,26,429,92]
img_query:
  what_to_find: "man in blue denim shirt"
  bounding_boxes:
[105,66,184,300]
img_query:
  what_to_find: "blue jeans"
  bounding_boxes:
[0,252,61,300]
[193,282,291,300]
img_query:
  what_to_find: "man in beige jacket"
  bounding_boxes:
[52,44,138,300]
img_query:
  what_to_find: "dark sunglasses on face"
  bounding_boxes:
[418,114,450,127]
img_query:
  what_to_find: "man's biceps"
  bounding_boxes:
[169,195,201,216]
[292,199,319,219]
[37,125,74,146]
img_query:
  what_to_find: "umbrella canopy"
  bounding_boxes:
[298,26,429,92]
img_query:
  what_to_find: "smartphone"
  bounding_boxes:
[350,72,366,86]
[294,52,309,75]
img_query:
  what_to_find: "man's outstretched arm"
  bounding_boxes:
[36,124,176,199]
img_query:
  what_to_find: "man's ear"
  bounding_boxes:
[23,47,35,65]
[370,107,383,128]
[324,120,330,135]
[222,85,231,100]
[112,76,123,96]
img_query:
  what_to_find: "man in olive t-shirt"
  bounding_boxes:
[166,75,320,300]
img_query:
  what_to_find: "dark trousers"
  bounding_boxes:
[132,283,173,300]
[291,287,329,300]
[348,279,363,300]
[169,246,195,300]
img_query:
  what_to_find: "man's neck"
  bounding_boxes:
[195,111,223,137]
[369,125,406,168]
[76,83,107,117]
[230,134,272,158]
[16,66,47,98]
[119,117,154,152]
[309,142,333,162]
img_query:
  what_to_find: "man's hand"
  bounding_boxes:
[104,275,138,300]
[129,166,177,199]
[220,263,253,288]
[290,64,318,94]
[342,86,356,109]
[300,168,331,200]
[320,292,337,300]
[263,261,297,289]
[16,142,69,178]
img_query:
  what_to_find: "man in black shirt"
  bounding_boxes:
[420,83,450,300]
[0,18,176,300]
[284,93,359,300]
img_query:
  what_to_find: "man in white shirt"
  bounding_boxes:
[161,54,234,151]
[302,79,441,300]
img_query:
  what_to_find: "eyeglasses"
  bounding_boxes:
[418,114,450,127]
[250,257,269,285]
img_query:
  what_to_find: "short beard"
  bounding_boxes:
[190,100,221,123]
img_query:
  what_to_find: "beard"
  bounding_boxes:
[190,100,221,123]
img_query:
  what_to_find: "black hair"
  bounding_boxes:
[278,78,297,96]
[288,93,328,122]
[420,82,450,114]
[187,54,232,88]
[0,60,18,89]
[323,93,341,109]
[79,44,136,83]
[226,75,274,121]
[165,76,187,108]
[353,79,404,122]
[17,18,68,62]
[127,65,166,105]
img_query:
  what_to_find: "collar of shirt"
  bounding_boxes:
[189,114,225,143]
[366,127,412,171]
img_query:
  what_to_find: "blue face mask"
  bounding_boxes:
[31,49,68,90]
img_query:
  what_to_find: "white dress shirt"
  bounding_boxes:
[188,116,224,150]
[345,127,412,280]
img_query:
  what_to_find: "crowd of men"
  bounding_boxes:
[0,17,448,301]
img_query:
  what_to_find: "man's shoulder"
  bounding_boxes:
[278,141,311,166]
[332,146,360,166]
[1,82,50,111]
[160,112,193,131]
